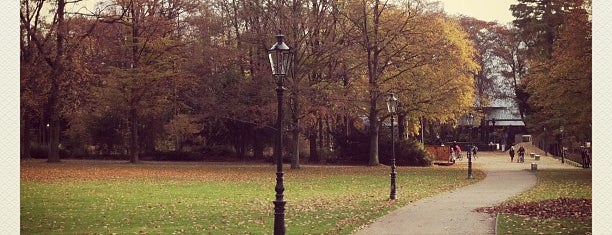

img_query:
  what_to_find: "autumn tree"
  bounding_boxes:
[525,0,591,142]
[93,0,198,162]
[510,0,574,119]
[511,0,591,143]
[173,0,282,161]
[339,0,478,165]
[21,0,484,166]
[280,0,351,167]
[391,14,478,139]
[20,0,102,162]
[20,0,50,158]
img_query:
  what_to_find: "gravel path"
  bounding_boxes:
[353,144,575,235]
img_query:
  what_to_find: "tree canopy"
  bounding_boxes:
[20,0,590,164]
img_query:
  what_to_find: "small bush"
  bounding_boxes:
[145,151,205,161]
[318,148,337,164]
[28,144,70,159]
[333,128,432,166]
[199,145,236,158]
[379,137,433,166]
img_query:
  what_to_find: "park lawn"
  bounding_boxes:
[21,160,483,235]
[496,169,592,234]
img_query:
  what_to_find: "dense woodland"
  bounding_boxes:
[20,0,591,166]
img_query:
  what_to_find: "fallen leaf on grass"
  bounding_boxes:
[475,198,591,220]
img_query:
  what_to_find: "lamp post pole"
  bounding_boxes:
[274,78,286,235]
[467,113,474,179]
[491,118,496,144]
[268,31,292,235]
[390,112,397,200]
[387,93,398,200]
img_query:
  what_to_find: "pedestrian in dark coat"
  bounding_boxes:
[581,146,590,168]
[518,146,525,163]
[509,146,515,162]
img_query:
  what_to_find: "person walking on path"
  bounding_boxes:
[509,146,515,162]
[581,146,591,168]
[455,143,462,160]
[517,145,525,163]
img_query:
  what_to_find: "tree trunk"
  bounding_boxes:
[253,130,264,159]
[291,119,300,169]
[345,116,350,140]
[47,68,61,163]
[398,113,406,141]
[238,133,246,159]
[129,5,140,164]
[47,0,66,163]
[368,101,379,166]
[365,0,381,166]
[144,128,155,155]
[290,93,300,169]
[21,110,31,159]
[309,130,319,163]
[318,114,324,149]
[325,116,331,150]
[129,108,139,163]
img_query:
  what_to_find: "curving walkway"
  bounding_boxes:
[353,147,575,235]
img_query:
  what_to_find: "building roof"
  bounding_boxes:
[458,104,525,127]
[482,105,524,127]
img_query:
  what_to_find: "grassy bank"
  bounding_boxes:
[21,160,483,234]
[496,169,592,234]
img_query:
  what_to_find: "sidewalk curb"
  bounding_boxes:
[494,212,500,235]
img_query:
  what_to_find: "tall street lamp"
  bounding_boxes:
[386,93,398,200]
[268,30,293,235]
[560,126,565,164]
[467,113,474,179]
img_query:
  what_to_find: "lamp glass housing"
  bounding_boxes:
[386,93,398,114]
[467,113,474,126]
[268,33,292,77]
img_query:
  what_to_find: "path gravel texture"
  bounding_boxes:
[353,143,575,235]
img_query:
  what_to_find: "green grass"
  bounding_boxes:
[497,169,592,235]
[21,160,484,234]
[498,214,591,235]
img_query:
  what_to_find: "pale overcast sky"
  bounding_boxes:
[70,0,519,25]
[436,0,518,25]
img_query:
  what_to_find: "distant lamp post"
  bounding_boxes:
[268,30,293,235]
[467,113,474,179]
[386,93,398,200]
[45,123,50,146]
[491,118,496,144]
[560,126,565,164]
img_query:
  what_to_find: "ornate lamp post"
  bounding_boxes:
[560,126,565,164]
[467,113,474,179]
[386,93,398,200]
[268,30,293,235]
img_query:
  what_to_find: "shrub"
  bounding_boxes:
[333,128,432,166]
[145,151,205,161]
[378,137,433,166]
[28,143,71,159]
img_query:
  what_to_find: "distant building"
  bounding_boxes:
[459,98,525,148]
[484,98,525,147]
